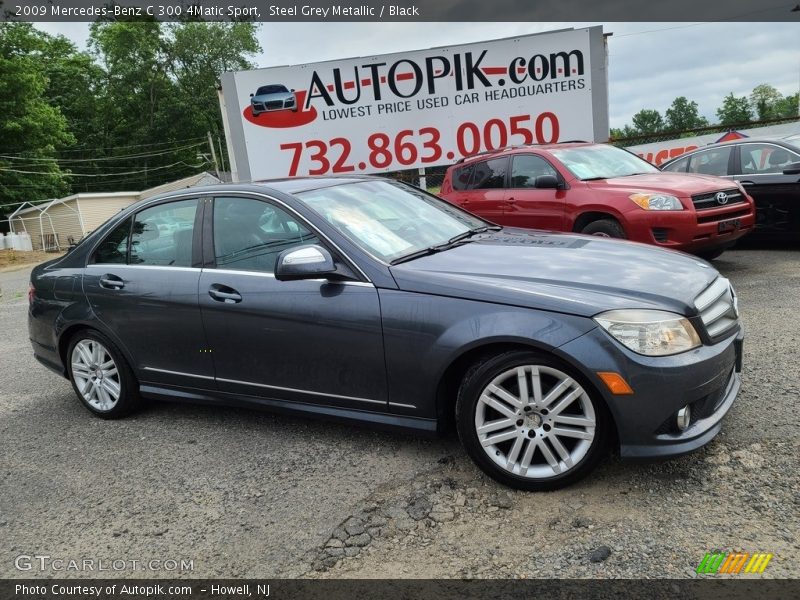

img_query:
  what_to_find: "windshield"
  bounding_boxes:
[551,145,659,180]
[298,180,487,263]
[256,85,288,95]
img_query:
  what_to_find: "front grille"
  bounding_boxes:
[265,100,283,110]
[696,207,751,224]
[692,189,744,210]
[694,277,738,339]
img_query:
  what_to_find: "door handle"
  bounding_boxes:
[740,181,754,186]
[99,274,124,290]
[208,284,242,304]
[507,197,516,204]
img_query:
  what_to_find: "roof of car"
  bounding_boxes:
[660,137,800,167]
[451,142,596,167]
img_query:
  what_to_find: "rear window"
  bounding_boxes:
[471,157,508,189]
[450,164,474,191]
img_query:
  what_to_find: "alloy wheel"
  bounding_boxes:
[474,364,596,479]
[71,339,121,412]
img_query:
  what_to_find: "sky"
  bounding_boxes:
[35,21,800,129]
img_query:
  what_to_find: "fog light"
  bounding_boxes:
[676,405,691,431]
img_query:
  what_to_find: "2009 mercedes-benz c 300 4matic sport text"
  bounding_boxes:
[28,177,743,490]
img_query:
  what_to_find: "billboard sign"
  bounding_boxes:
[220,27,608,181]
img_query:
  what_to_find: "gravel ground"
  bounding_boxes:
[1,247,798,579]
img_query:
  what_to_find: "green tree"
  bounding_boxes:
[631,109,665,135]
[716,93,753,126]
[665,96,708,132]
[749,84,784,121]
[0,23,74,211]
[774,92,799,119]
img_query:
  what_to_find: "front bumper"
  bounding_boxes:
[624,201,756,252]
[557,323,743,459]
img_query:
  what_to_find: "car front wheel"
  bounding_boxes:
[456,351,609,491]
[67,330,141,419]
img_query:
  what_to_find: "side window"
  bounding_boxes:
[470,157,508,189]
[451,164,474,191]
[91,217,131,264]
[688,147,732,176]
[739,144,800,174]
[510,155,559,188]
[213,197,319,273]
[662,155,690,173]
[129,199,198,267]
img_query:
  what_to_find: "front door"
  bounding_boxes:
[83,197,214,390]
[198,195,387,410]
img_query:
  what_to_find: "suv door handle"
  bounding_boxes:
[99,274,124,290]
[208,284,242,304]
[507,197,516,204]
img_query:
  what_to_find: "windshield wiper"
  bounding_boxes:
[581,176,607,181]
[390,225,499,265]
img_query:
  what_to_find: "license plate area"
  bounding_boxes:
[718,218,741,233]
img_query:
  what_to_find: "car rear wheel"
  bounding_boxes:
[456,351,609,491]
[581,219,626,239]
[67,330,141,419]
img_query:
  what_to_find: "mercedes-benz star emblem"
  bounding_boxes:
[715,192,729,205]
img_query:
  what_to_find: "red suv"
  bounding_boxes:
[440,143,755,259]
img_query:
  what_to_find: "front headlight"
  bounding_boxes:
[594,309,701,356]
[629,193,684,211]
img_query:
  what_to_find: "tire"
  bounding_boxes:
[456,350,609,491]
[66,329,141,419]
[695,247,726,261]
[581,219,626,239]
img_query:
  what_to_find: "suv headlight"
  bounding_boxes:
[594,309,701,356]
[629,193,684,211]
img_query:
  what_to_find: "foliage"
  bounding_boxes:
[0,23,74,211]
[0,20,261,211]
[716,93,753,126]
[665,96,708,132]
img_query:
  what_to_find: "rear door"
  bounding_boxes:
[83,197,215,390]
[504,154,566,231]
[464,157,509,223]
[198,194,388,410]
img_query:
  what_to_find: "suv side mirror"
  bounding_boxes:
[275,245,336,281]
[535,175,561,189]
[782,161,800,175]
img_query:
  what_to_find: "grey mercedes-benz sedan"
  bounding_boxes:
[28,177,743,490]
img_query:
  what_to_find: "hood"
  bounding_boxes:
[389,229,718,317]
[587,172,736,196]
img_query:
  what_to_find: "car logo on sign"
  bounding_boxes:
[715,192,729,205]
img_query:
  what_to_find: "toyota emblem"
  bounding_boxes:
[715,192,729,205]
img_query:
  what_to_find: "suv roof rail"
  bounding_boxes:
[454,140,594,163]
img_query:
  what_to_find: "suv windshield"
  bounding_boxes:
[256,85,288,95]
[551,145,659,180]
[298,180,486,263]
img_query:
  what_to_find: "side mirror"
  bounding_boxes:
[782,161,800,175]
[290,88,295,92]
[275,245,336,281]
[249,93,254,97]
[535,174,560,189]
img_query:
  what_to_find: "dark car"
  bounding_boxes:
[28,177,743,491]
[661,139,800,240]
[439,143,756,260]
[249,84,297,115]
